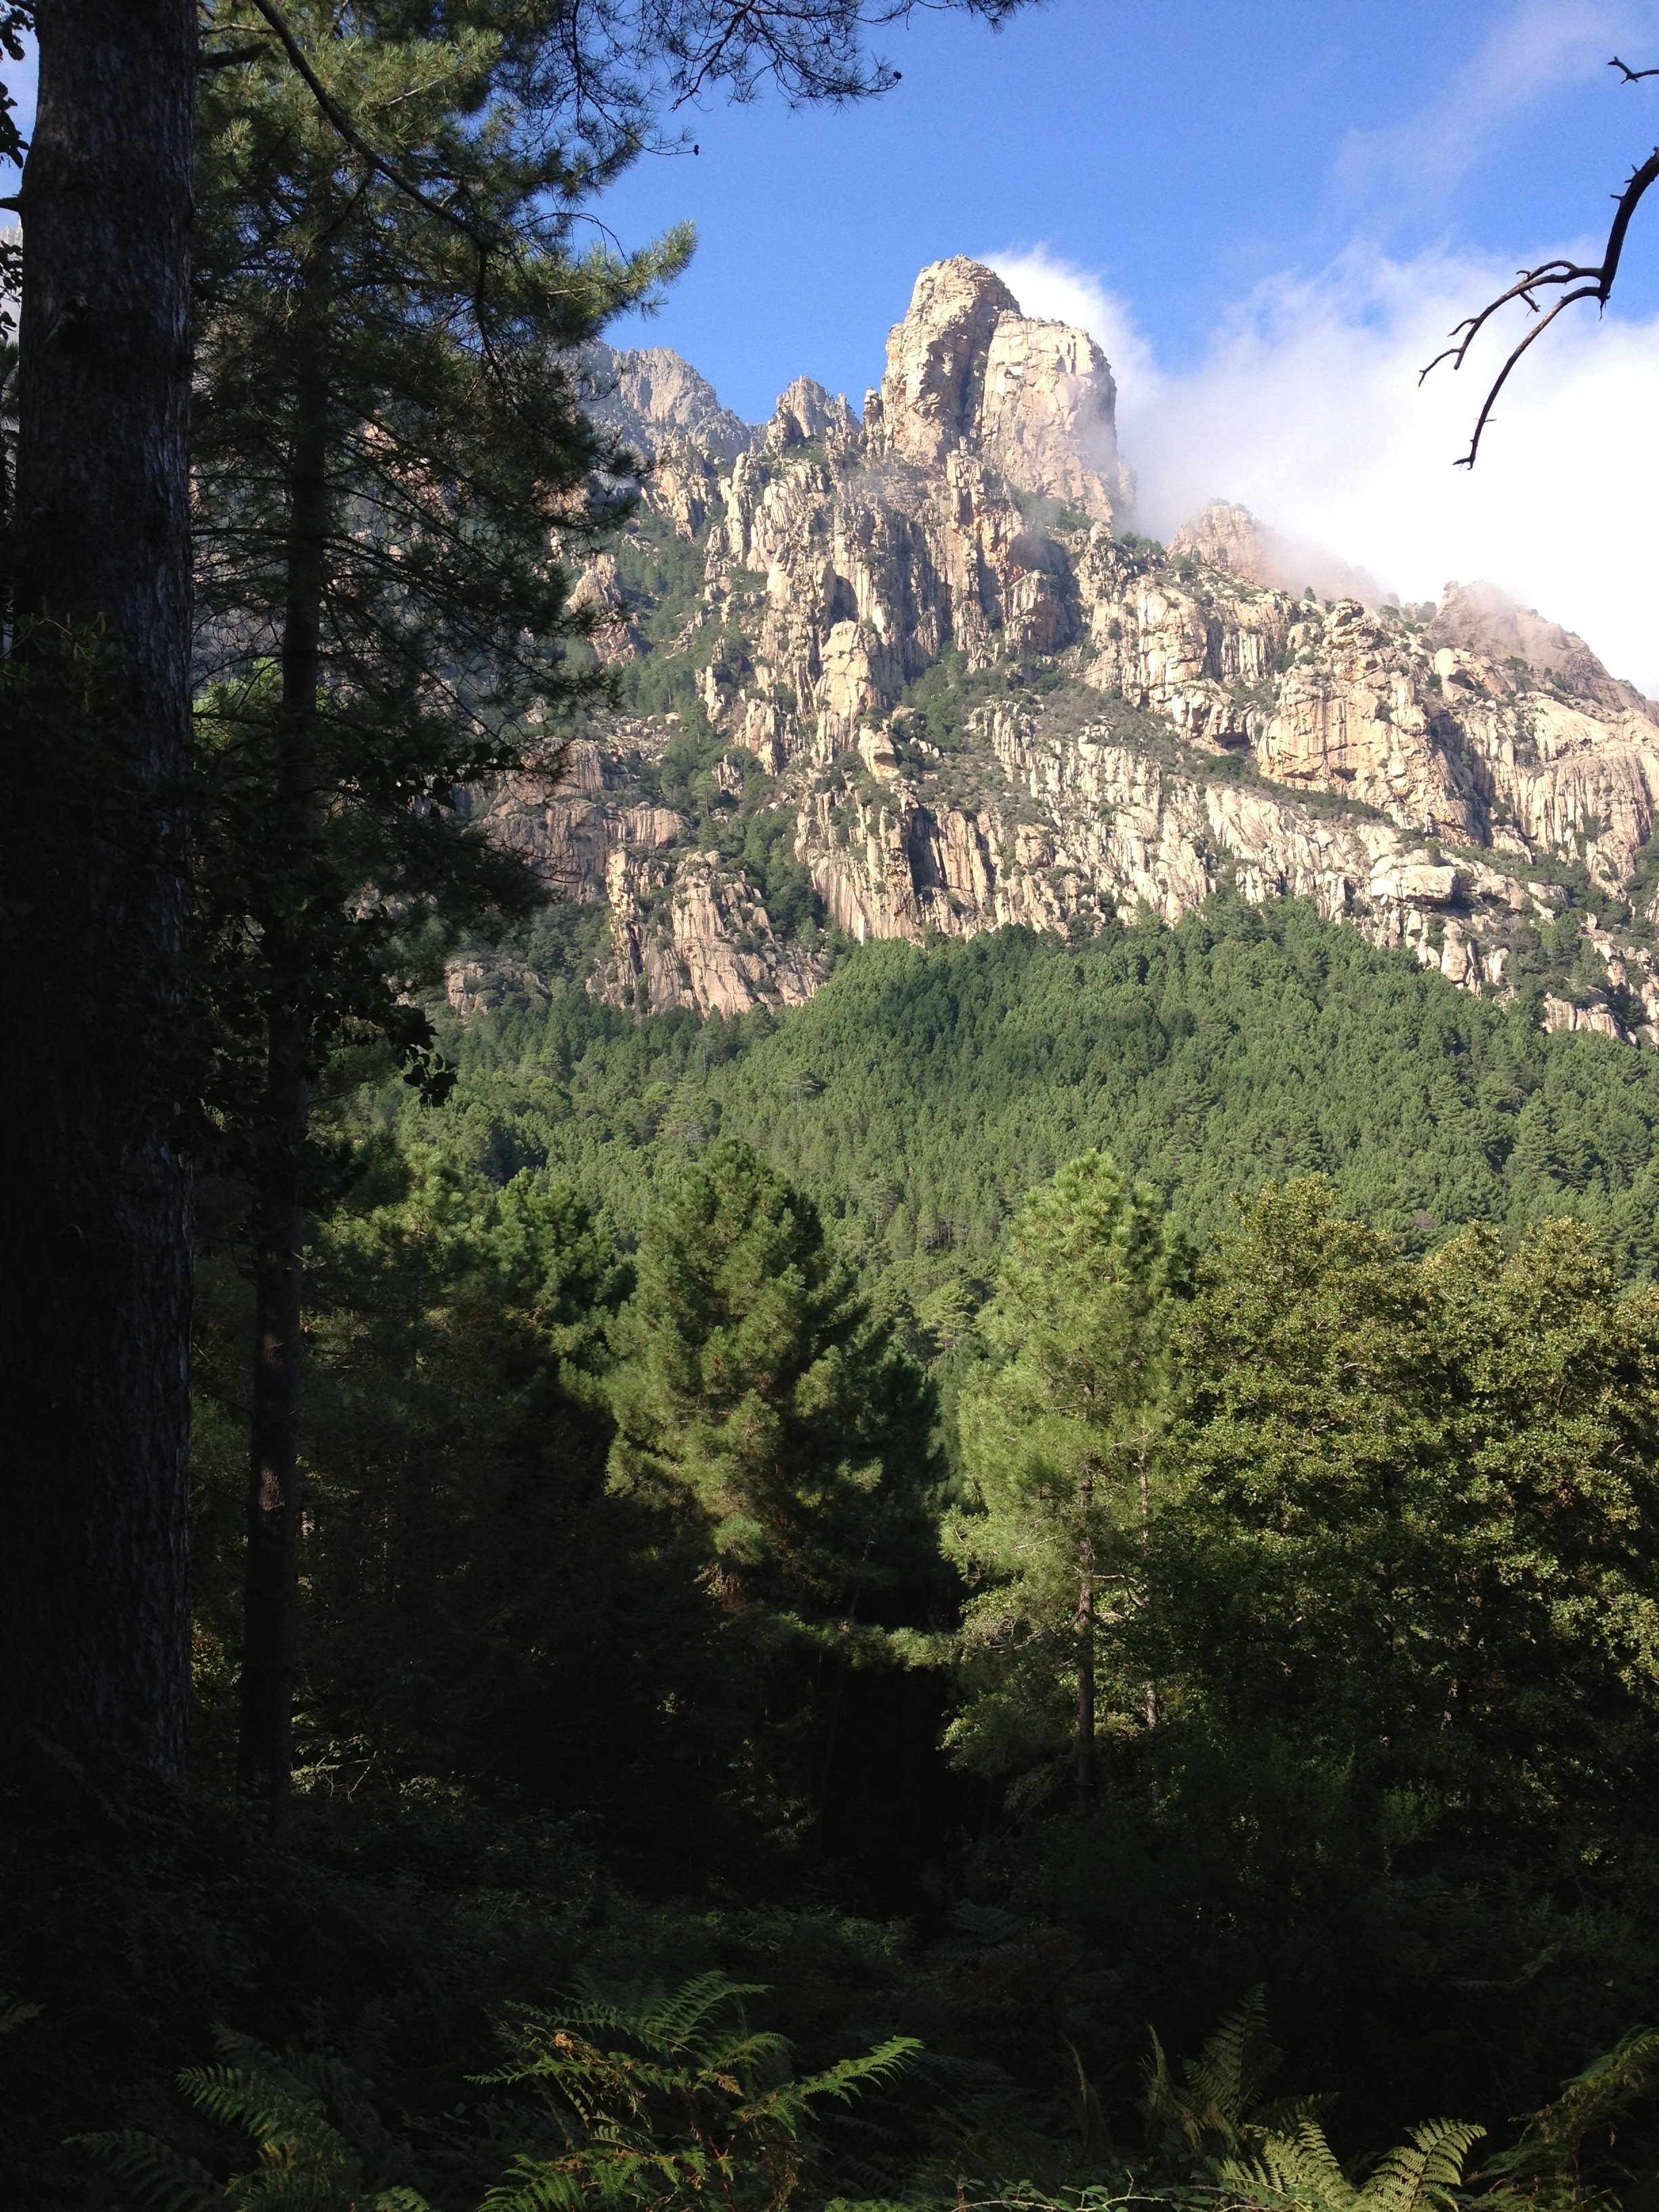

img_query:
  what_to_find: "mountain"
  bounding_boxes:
[453,258,1659,1047]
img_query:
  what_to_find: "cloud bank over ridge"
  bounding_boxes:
[986,241,1659,698]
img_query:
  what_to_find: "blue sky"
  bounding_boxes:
[7,3,1659,682]
[588,0,1659,693]
[594,0,1659,418]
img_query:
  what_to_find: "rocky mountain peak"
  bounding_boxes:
[583,341,755,460]
[1170,499,1389,607]
[977,307,1125,523]
[764,375,861,455]
[864,256,1127,523]
[865,258,1020,466]
[452,258,1659,1050]
[1427,580,1656,724]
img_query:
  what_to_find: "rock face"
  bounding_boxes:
[1426,579,1658,724]
[455,260,1659,1042]
[1170,500,1389,608]
[866,258,1020,469]
[865,258,1128,521]
[583,342,757,462]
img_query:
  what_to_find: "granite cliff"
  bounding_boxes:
[453,258,1659,1044]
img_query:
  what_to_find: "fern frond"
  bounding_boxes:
[545,1970,771,2060]
[1187,1988,1282,2135]
[745,2036,923,2127]
[1221,2116,1483,2212]
[1221,2119,1354,2212]
[1141,2029,1187,2148]
[207,2026,324,2108]
[1356,2119,1484,2212]
[1143,1988,1286,2176]
[1258,2095,1339,2138]
[635,1969,769,2049]
[73,2129,222,2212]
[476,1971,917,2212]
[1486,2028,1659,2190]
[180,2059,342,2154]
[477,2153,623,2211]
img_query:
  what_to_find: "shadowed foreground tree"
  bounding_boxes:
[0,0,198,1780]
[189,0,688,1827]
[1,0,1036,1801]
[606,1139,945,1868]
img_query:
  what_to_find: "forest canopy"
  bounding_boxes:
[429,897,1659,1306]
[12,2,1659,2207]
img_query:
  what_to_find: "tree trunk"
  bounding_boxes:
[0,0,197,1778]
[237,1042,308,1825]
[1141,1453,1159,1727]
[1076,1476,1096,1807]
[237,338,329,1827]
[239,1092,306,1824]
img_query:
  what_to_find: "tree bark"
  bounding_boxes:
[1141,1452,1159,1727]
[237,335,329,1826]
[238,1071,306,1825]
[0,0,197,1778]
[1076,1475,1096,1807]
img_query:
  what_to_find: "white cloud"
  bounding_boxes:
[977,243,1160,398]
[985,239,1659,698]
[1334,0,1653,207]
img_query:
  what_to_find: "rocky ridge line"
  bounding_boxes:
[453,260,1659,1046]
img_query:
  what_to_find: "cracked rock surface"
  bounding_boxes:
[455,260,1659,1047]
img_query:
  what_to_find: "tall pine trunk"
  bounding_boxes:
[1076,1471,1096,1807]
[1,0,197,1778]
[237,335,329,1826]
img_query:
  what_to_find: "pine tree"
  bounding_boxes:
[1,0,1039,1800]
[948,1151,1188,1805]
[606,1139,943,1848]
[1153,1189,1659,1842]
[190,1146,736,1849]
[1153,1182,1456,1774]
[1,0,198,1779]
[189,2,687,1822]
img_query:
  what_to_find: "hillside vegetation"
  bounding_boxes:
[20,49,1659,2205]
[432,895,1659,1311]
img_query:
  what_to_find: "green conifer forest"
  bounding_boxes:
[14,898,1656,2207]
[13,5,1659,2211]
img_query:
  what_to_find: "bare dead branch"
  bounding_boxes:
[1423,91,1659,467]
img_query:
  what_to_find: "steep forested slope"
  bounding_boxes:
[424,895,1659,1311]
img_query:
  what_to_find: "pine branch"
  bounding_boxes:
[239,0,497,245]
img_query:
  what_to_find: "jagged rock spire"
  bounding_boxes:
[866,255,1129,525]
